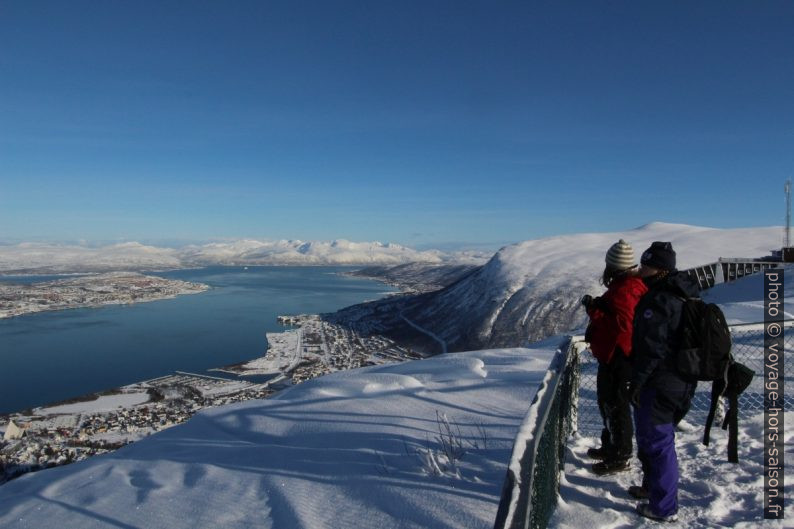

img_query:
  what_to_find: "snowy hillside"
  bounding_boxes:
[339,223,783,353]
[0,345,560,529]
[0,239,460,273]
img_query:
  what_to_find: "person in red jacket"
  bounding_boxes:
[582,239,648,475]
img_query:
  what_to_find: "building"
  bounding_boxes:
[4,420,26,441]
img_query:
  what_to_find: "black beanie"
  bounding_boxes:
[641,241,676,271]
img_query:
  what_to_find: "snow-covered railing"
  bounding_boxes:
[493,336,585,529]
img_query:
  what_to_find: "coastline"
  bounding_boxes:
[0,265,409,484]
[0,372,273,484]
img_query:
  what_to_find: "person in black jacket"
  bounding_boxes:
[628,241,698,523]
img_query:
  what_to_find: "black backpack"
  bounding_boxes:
[675,298,732,382]
[674,295,755,462]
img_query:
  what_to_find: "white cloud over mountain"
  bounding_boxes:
[0,239,483,273]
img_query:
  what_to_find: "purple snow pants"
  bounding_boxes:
[633,384,694,518]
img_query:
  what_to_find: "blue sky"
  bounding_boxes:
[1,1,792,249]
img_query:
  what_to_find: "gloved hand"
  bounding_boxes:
[592,296,608,312]
[628,382,641,408]
[581,294,593,309]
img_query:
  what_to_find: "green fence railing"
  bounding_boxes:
[576,321,794,438]
[493,336,584,529]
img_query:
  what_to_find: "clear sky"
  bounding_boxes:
[1,1,792,249]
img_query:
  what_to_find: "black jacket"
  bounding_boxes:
[631,271,700,390]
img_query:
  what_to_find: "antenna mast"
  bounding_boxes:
[786,179,792,247]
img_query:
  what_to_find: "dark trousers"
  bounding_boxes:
[596,353,633,460]
[634,379,696,517]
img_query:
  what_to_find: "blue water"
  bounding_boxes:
[0,266,394,414]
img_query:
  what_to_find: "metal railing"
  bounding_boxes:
[493,336,584,529]
[683,259,781,290]
[576,320,794,437]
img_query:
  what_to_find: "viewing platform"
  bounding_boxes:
[683,257,782,290]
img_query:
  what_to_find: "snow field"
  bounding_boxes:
[0,345,560,529]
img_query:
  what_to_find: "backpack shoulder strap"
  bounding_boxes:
[703,378,725,446]
[724,391,739,463]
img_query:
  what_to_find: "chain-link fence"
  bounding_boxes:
[493,337,581,529]
[577,321,794,438]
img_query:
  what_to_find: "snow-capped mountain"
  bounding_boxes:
[177,239,446,266]
[0,239,460,273]
[337,223,784,352]
[0,242,183,273]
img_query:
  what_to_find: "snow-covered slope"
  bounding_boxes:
[0,345,560,529]
[398,223,782,351]
[0,239,453,273]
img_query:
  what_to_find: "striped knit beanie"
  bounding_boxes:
[605,239,636,271]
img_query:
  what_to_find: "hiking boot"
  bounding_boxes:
[587,447,608,460]
[636,503,678,522]
[628,485,650,500]
[591,458,630,475]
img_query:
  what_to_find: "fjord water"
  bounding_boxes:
[0,267,395,415]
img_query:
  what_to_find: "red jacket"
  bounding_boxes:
[586,275,648,364]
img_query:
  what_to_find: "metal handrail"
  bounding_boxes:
[723,319,794,331]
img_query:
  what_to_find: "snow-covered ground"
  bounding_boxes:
[551,412,794,528]
[0,344,561,529]
[35,393,151,416]
[237,325,302,376]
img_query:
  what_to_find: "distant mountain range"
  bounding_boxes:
[330,222,784,352]
[0,239,491,273]
[2,223,784,352]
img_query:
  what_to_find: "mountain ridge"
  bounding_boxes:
[0,239,490,273]
[332,223,784,353]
